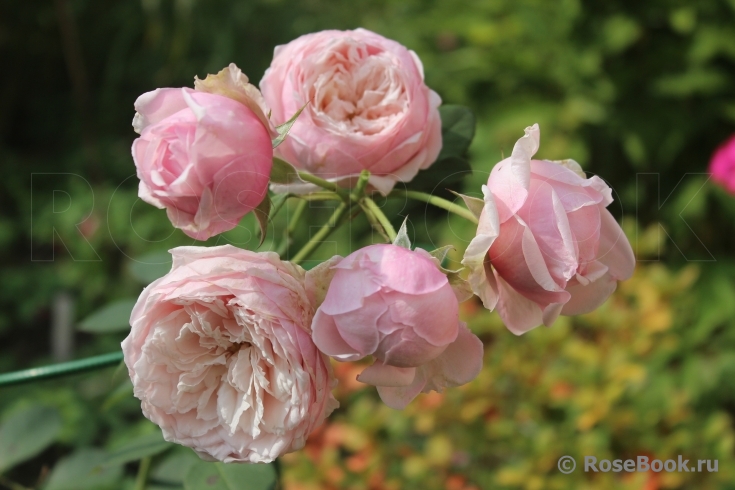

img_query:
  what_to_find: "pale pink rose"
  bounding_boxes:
[260,28,442,195]
[311,244,483,409]
[132,75,272,240]
[462,124,636,335]
[122,245,338,463]
[709,134,735,194]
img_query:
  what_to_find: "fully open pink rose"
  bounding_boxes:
[463,124,635,335]
[709,134,735,194]
[132,77,272,240]
[122,245,338,463]
[260,28,442,195]
[311,244,483,409]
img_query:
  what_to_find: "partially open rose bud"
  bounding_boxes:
[132,64,273,240]
[311,244,483,409]
[463,124,636,335]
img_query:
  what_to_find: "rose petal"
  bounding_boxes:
[487,124,538,222]
[357,361,416,387]
[494,271,544,335]
[597,207,635,280]
[561,272,618,316]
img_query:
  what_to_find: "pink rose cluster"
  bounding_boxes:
[131,29,443,240]
[123,241,482,462]
[125,29,635,465]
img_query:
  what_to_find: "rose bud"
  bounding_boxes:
[311,244,483,410]
[122,245,338,463]
[132,64,273,240]
[462,124,636,335]
[260,28,442,195]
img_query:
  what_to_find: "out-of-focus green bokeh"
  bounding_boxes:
[1,0,735,489]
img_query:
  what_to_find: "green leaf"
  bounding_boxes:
[448,190,484,219]
[406,106,475,192]
[405,155,472,194]
[128,250,173,284]
[0,405,62,473]
[437,105,476,160]
[270,158,304,185]
[446,271,474,302]
[78,299,137,333]
[102,431,173,467]
[272,103,307,149]
[253,195,271,248]
[101,379,133,412]
[393,217,411,249]
[427,245,454,266]
[45,449,122,490]
[268,192,290,219]
[151,449,200,486]
[184,461,277,490]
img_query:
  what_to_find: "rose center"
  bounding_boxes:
[305,39,408,135]
[225,341,251,355]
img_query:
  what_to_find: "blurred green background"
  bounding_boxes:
[2,0,735,489]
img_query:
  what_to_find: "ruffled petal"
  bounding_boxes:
[462,185,501,310]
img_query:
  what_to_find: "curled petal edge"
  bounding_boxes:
[461,185,500,310]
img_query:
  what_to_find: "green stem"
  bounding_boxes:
[350,170,372,202]
[287,200,307,235]
[0,351,124,388]
[134,457,151,490]
[389,189,479,224]
[362,196,397,242]
[273,458,283,490]
[275,200,307,257]
[290,170,371,264]
[295,191,344,202]
[297,170,345,196]
[290,201,348,265]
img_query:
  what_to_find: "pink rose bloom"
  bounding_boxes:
[311,245,483,410]
[462,124,635,335]
[260,28,442,195]
[709,134,735,194]
[132,67,273,240]
[122,245,338,463]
